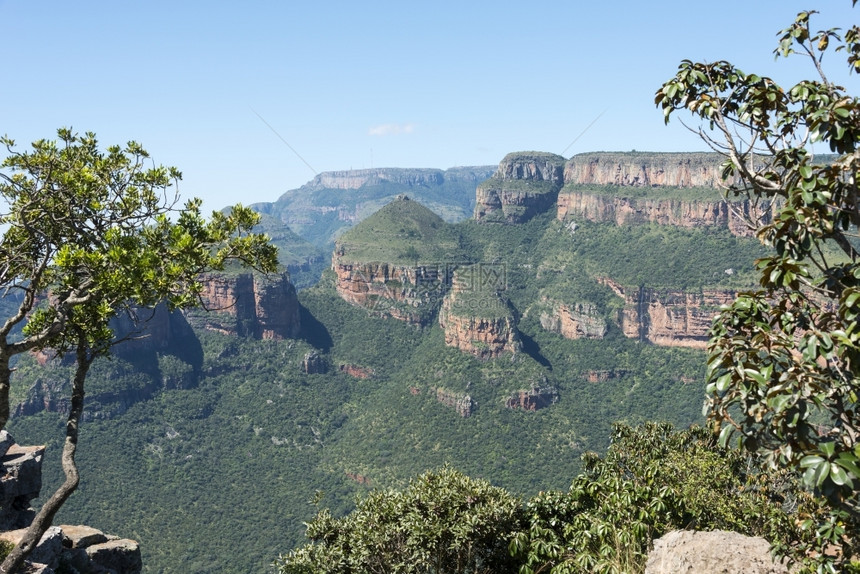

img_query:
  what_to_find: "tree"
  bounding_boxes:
[0,129,278,572]
[656,5,860,569]
[274,467,524,574]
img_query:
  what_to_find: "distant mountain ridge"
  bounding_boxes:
[250,165,495,247]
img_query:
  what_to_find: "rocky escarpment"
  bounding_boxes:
[539,300,607,340]
[438,312,520,359]
[191,271,301,339]
[556,152,774,236]
[556,190,762,237]
[438,268,521,359]
[505,383,559,411]
[333,261,449,325]
[252,165,494,246]
[600,278,734,349]
[475,152,566,223]
[564,152,729,188]
[0,432,142,573]
[331,196,458,325]
[432,388,475,417]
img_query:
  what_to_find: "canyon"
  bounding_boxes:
[330,151,750,352]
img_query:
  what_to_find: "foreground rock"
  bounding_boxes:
[645,530,790,574]
[0,433,141,573]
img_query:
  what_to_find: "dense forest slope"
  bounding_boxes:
[4,151,769,573]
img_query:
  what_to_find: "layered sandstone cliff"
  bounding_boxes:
[432,388,475,417]
[555,152,775,236]
[193,271,301,339]
[438,269,521,359]
[564,152,728,188]
[332,261,448,325]
[538,300,607,340]
[599,278,734,349]
[475,152,566,223]
[505,384,559,411]
[556,190,761,237]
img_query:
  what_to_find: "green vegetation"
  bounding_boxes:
[275,467,523,574]
[0,117,804,572]
[335,198,463,265]
[277,423,819,574]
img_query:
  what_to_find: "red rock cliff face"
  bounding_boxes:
[556,191,760,237]
[539,300,607,340]
[564,152,728,188]
[437,290,521,359]
[600,278,734,349]
[474,152,566,223]
[556,152,773,236]
[194,271,300,339]
[332,258,447,325]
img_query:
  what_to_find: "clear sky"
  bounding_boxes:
[1,1,856,210]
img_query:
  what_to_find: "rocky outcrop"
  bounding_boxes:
[332,261,448,325]
[475,152,566,223]
[0,435,41,530]
[554,152,780,236]
[438,272,520,359]
[339,364,374,379]
[584,369,629,383]
[192,271,300,339]
[0,525,142,574]
[601,278,734,349]
[433,388,474,417]
[302,351,327,374]
[645,530,790,574]
[505,384,559,411]
[556,190,761,237]
[0,433,141,573]
[539,300,606,340]
[564,152,728,188]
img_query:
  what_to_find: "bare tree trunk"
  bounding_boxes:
[0,341,91,574]
[0,351,11,432]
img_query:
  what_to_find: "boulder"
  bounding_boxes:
[645,530,791,574]
[0,525,63,570]
[86,538,142,574]
[61,524,109,549]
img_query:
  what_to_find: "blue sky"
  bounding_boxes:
[1,1,856,210]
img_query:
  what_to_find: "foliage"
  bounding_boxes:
[657,6,860,570]
[274,467,524,574]
[511,422,815,574]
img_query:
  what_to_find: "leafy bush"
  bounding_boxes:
[275,467,524,574]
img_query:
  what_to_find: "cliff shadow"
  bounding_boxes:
[519,331,552,370]
[299,304,333,352]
